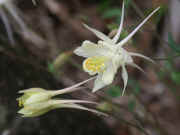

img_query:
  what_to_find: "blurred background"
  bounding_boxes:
[0,0,180,135]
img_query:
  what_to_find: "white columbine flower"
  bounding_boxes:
[74,2,160,95]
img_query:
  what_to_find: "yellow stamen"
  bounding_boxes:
[18,99,23,107]
[83,56,107,74]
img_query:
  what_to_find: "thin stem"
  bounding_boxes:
[92,90,151,135]
[153,54,180,61]
[53,77,96,95]
[0,8,14,44]
[106,111,150,135]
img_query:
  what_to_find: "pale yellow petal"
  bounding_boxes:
[83,23,113,44]
[117,7,160,47]
[121,65,128,96]
[59,103,108,116]
[74,40,109,58]
[92,74,106,92]
[129,52,155,63]
[112,1,125,43]
[102,62,117,85]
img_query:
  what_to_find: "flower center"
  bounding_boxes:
[83,56,107,75]
[17,94,30,107]
[18,99,23,107]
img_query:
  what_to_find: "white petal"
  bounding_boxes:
[92,74,106,92]
[128,62,145,74]
[129,52,155,63]
[74,40,109,58]
[83,23,113,44]
[51,99,97,105]
[59,103,108,116]
[117,7,160,47]
[112,1,125,43]
[102,62,117,85]
[121,65,128,96]
[92,62,117,92]
[24,93,50,105]
[18,88,45,93]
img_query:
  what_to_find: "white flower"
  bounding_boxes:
[18,99,106,117]
[74,2,160,95]
[17,77,107,117]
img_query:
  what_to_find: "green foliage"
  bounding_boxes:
[102,8,122,19]
[102,8,122,23]
[168,32,180,53]
[162,60,180,87]
[106,85,122,97]
[165,60,174,71]
[127,100,136,112]
[155,5,168,24]
[128,78,141,95]
[97,102,112,112]
[98,0,112,12]
[98,0,132,23]
[124,0,132,8]
[106,78,141,97]
[48,63,55,73]
[171,72,180,85]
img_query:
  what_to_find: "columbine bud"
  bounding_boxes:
[18,98,107,117]
[18,99,95,117]
[17,77,95,107]
[17,77,107,117]
[18,99,57,117]
[17,88,55,107]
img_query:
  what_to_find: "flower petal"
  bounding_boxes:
[129,52,155,63]
[102,62,117,85]
[51,99,98,105]
[121,65,128,96]
[128,62,145,74]
[92,62,117,92]
[59,103,108,116]
[74,40,110,58]
[23,93,51,106]
[117,7,160,47]
[112,1,125,43]
[92,74,106,92]
[18,88,45,94]
[83,23,113,44]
